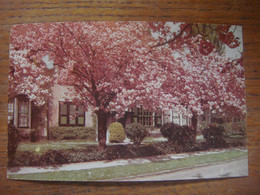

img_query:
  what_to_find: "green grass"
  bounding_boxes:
[17,140,97,155]
[8,150,247,181]
[143,137,166,143]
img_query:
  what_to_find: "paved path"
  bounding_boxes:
[117,157,248,181]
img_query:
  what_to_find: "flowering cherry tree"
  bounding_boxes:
[149,22,245,130]
[149,22,241,55]
[10,22,245,149]
[11,22,167,149]
[9,47,53,106]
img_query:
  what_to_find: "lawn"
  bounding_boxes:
[17,140,97,155]
[8,149,247,181]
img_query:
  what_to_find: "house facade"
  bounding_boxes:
[48,84,94,129]
[107,106,191,129]
[8,84,191,139]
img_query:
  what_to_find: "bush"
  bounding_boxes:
[108,122,125,143]
[50,127,96,140]
[137,142,171,156]
[12,151,39,167]
[202,124,226,148]
[30,129,39,142]
[160,123,196,151]
[105,145,128,160]
[63,147,105,163]
[125,123,149,146]
[11,140,211,167]
[8,123,21,159]
[160,123,173,140]
[38,150,69,165]
[13,150,69,166]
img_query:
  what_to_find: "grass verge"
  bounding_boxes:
[17,140,97,155]
[8,150,247,181]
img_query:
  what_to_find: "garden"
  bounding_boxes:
[8,120,246,168]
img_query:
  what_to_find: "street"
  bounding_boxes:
[117,157,248,181]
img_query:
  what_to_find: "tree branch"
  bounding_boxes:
[61,23,91,59]
[151,24,191,48]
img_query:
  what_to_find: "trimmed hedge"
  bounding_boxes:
[125,123,149,146]
[50,127,96,141]
[202,124,226,148]
[108,122,125,143]
[160,123,196,151]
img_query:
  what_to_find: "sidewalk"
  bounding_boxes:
[7,148,247,175]
[117,157,248,181]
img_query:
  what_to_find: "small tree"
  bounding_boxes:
[125,123,148,146]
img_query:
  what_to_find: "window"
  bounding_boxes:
[172,112,180,125]
[182,115,188,125]
[18,98,29,128]
[59,102,85,126]
[132,106,153,126]
[8,99,14,124]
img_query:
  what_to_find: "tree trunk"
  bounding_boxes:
[206,107,211,125]
[191,111,198,141]
[97,109,107,151]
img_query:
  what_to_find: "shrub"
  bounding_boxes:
[12,151,39,167]
[105,145,128,160]
[212,120,246,135]
[135,142,169,156]
[50,127,96,140]
[13,150,69,166]
[160,123,173,140]
[108,122,125,143]
[202,124,226,148]
[8,123,21,159]
[63,147,105,163]
[38,150,69,165]
[30,128,39,142]
[189,142,209,152]
[11,140,211,167]
[160,123,196,151]
[125,123,149,146]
